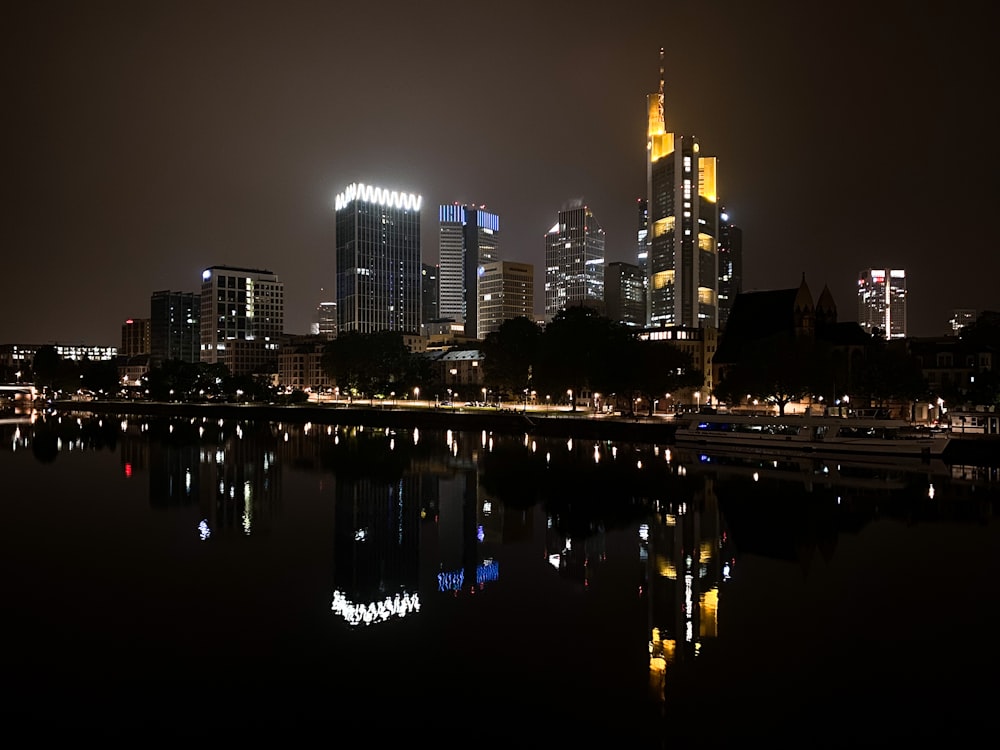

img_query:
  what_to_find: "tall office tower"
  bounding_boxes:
[477,260,535,340]
[438,204,500,338]
[313,301,337,340]
[605,261,646,327]
[716,208,743,331]
[121,318,151,356]
[544,201,606,317]
[948,309,977,335]
[150,290,200,368]
[199,265,284,375]
[857,268,907,339]
[646,48,719,328]
[636,198,649,277]
[421,263,439,325]
[335,182,422,335]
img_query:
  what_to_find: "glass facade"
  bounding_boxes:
[336,184,422,335]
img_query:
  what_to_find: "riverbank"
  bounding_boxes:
[43,399,1000,463]
[53,399,681,443]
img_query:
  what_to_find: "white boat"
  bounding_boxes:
[673,412,950,458]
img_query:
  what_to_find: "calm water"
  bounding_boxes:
[2,409,998,743]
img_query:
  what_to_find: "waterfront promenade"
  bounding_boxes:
[54,398,682,443]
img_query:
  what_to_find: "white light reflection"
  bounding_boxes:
[752,471,759,482]
[331,589,421,626]
[198,520,211,540]
[413,428,419,445]
[594,444,600,464]
[928,483,935,499]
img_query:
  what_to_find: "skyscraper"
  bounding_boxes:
[948,309,977,335]
[421,263,439,326]
[605,261,646,327]
[717,208,743,331]
[438,204,500,338]
[199,266,283,375]
[857,268,907,339]
[313,301,337,340]
[335,182,422,335]
[544,201,605,317]
[477,260,534,340]
[636,197,649,277]
[121,318,150,357]
[646,48,719,328]
[150,290,200,368]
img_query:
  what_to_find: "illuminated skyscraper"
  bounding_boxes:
[544,201,605,317]
[312,301,337,340]
[605,261,645,327]
[477,260,534,340]
[151,290,200,367]
[438,204,500,338]
[646,48,719,328]
[717,208,743,331]
[948,309,976,335]
[199,266,283,375]
[335,182,422,335]
[857,268,907,339]
[121,318,150,357]
[421,263,439,325]
[636,197,649,277]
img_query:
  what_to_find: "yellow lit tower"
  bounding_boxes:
[646,48,719,328]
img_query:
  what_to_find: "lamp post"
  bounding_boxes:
[695,391,701,411]
[567,389,573,412]
[414,386,420,406]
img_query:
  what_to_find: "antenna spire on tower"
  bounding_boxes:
[659,47,664,95]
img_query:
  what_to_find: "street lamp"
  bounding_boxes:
[567,389,573,412]
[695,391,701,410]
[414,386,420,405]
[482,387,487,406]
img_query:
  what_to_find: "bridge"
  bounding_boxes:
[0,383,38,400]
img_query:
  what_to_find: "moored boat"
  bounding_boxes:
[673,412,950,458]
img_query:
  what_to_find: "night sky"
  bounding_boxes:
[4,1,996,345]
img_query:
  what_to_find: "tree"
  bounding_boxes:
[625,340,702,416]
[536,306,621,411]
[32,346,63,389]
[856,340,928,410]
[714,333,820,415]
[481,316,541,400]
[322,331,410,398]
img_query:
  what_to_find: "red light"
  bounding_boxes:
[124,462,132,478]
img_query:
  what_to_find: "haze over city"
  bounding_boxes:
[3,0,995,344]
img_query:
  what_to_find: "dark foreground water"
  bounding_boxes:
[2,410,998,744]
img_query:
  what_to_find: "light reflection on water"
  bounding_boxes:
[1,410,998,741]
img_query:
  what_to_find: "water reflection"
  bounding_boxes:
[2,410,997,738]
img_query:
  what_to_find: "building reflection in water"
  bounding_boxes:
[6,409,999,723]
[642,447,732,707]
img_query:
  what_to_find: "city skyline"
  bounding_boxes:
[3,1,995,345]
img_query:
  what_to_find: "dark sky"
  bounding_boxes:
[4,1,996,345]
